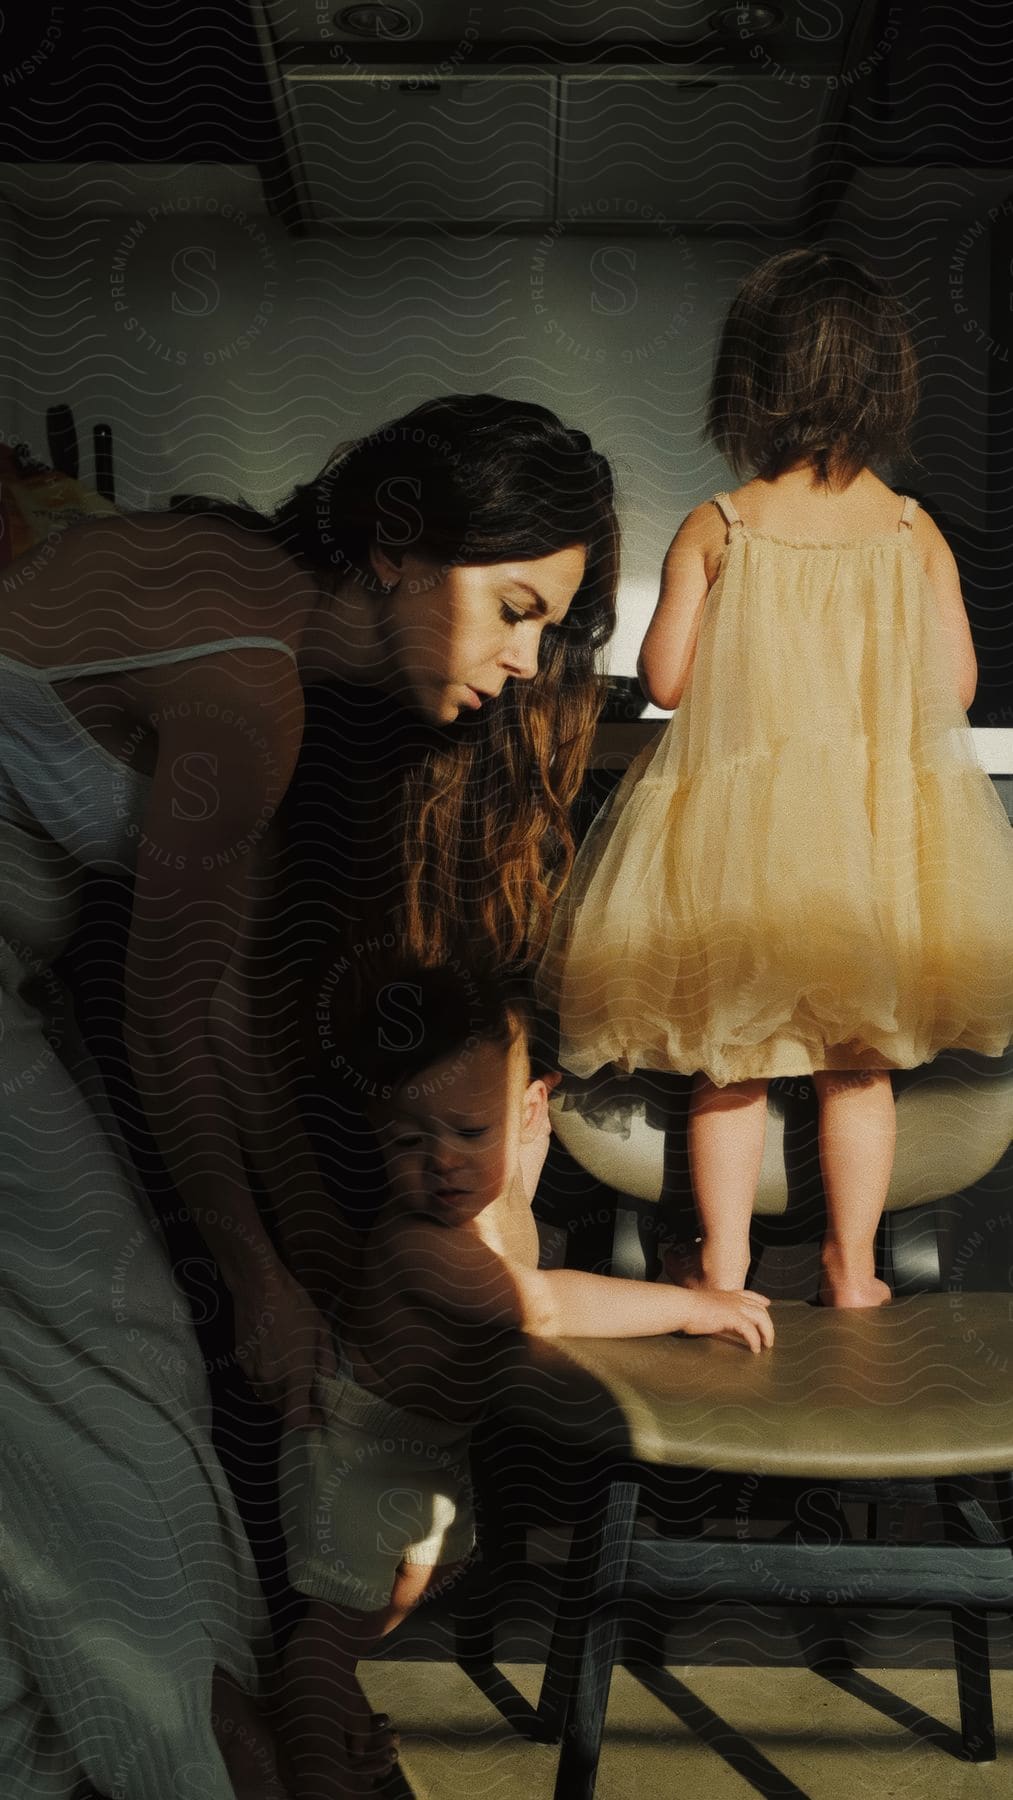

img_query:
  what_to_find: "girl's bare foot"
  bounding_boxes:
[266,1632,398,1800]
[212,1666,290,1798]
[818,1273,892,1308]
[273,1700,396,1798]
[819,1242,892,1308]
[661,1240,750,1292]
[339,1690,398,1782]
[659,1240,703,1288]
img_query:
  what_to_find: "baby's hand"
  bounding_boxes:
[679,1288,774,1354]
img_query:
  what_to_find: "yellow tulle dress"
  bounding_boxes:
[540,492,1013,1088]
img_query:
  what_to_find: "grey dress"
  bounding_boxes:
[0,634,294,1798]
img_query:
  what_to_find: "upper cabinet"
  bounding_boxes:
[279,64,829,230]
[281,68,558,223]
[559,75,827,233]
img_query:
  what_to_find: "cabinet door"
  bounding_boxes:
[284,68,557,223]
[560,75,829,232]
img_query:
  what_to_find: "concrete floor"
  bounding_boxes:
[361,1566,1013,1800]
[362,1658,1013,1800]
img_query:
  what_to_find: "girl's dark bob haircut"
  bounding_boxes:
[707,248,919,488]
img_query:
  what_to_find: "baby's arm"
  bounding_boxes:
[521,1267,771,1352]
[390,1222,773,1354]
[637,504,715,710]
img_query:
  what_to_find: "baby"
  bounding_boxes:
[272,959,773,1798]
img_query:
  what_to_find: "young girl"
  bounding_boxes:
[541,248,1013,1309]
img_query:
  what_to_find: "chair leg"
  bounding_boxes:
[454,1443,519,1677]
[537,1499,603,1742]
[550,1480,640,1800]
[994,1470,1013,1548]
[878,1204,942,1293]
[454,1559,498,1676]
[936,1479,997,1762]
[951,1609,996,1762]
[796,1484,854,1674]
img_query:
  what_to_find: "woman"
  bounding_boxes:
[0,393,618,1798]
[220,396,620,1297]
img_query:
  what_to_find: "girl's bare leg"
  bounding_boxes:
[814,1070,895,1308]
[673,1074,768,1290]
[212,1665,290,1798]
[269,1560,467,1799]
[268,1604,394,1800]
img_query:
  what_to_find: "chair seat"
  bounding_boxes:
[550,1050,1013,1214]
[495,1295,1013,1479]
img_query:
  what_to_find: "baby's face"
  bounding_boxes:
[373,1033,540,1225]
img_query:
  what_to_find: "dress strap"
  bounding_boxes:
[15,635,300,682]
[712,492,745,535]
[899,495,919,531]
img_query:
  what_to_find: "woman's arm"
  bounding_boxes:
[637,506,714,710]
[206,824,353,1317]
[122,659,337,1424]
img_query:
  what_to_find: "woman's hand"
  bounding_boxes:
[232,1262,339,1429]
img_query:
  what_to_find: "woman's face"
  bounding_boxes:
[372,543,587,725]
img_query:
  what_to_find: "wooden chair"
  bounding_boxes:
[481,1047,1013,1799]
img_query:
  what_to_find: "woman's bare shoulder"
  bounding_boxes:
[6,509,313,668]
[51,510,303,589]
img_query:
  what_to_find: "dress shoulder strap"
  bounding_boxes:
[899,495,919,531]
[712,492,745,535]
[23,635,300,682]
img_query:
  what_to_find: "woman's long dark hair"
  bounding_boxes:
[181,393,619,962]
